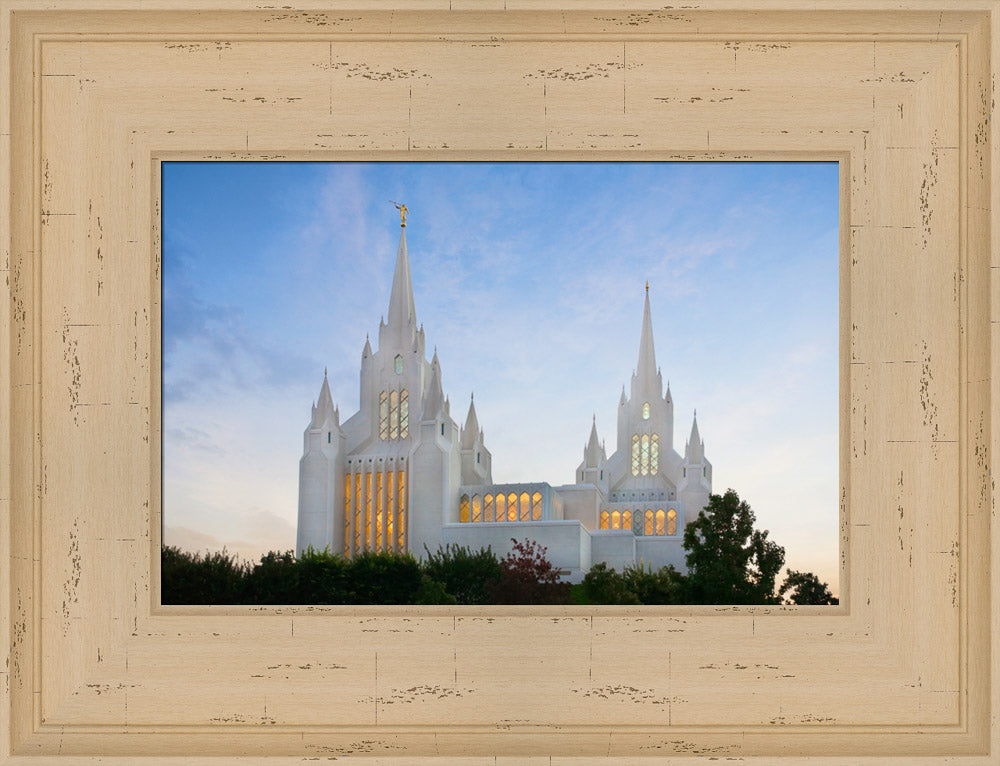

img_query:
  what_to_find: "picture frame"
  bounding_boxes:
[2,1,996,762]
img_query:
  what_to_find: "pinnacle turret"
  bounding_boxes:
[422,355,445,420]
[460,393,479,449]
[686,410,704,463]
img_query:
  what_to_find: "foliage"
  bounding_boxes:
[683,489,785,605]
[422,544,502,604]
[347,550,424,604]
[160,545,249,605]
[779,569,839,605]
[622,563,686,605]
[581,562,640,605]
[242,549,302,603]
[489,538,571,605]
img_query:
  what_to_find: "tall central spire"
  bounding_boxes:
[386,221,416,330]
[636,283,658,386]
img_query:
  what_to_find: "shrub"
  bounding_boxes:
[489,538,571,605]
[347,551,424,604]
[422,544,502,604]
[622,563,686,605]
[581,562,640,605]
[161,545,249,605]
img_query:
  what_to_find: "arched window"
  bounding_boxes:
[611,510,621,530]
[667,509,677,536]
[650,434,659,473]
[472,494,482,523]
[389,390,399,440]
[394,353,403,374]
[379,392,389,439]
[375,472,384,549]
[519,491,530,521]
[531,491,542,521]
[640,434,650,475]
[642,401,650,419]
[460,494,470,523]
[622,510,632,530]
[631,434,640,476]
[344,479,352,556]
[507,492,517,521]
[600,511,610,529]
[655,509,666,536]
[644,510,654,535]
[495,493,506,521]
[484,494,494,522]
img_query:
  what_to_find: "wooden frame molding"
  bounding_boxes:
[2,2,997,762]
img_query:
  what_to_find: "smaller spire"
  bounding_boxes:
[686,410,704,463]
[461,394,480,449]
[363,335,372,357]
[312,373,337,428]
[422,358,444,420]
[584,416,602,467]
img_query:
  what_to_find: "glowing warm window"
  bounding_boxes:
[364,472,373,549]
[600,511,610,529]
[644,510,654,535]
[344,479,352,556]
[651,434,659,473]
[400,389,409,438]
[642,401,650,419]
[397,470,406,550]
[389,390,399,440]
[622,510,632,530]
[631,434,640,476]
[611,510,621,530]
[354,474,362,551]
[495,493,506,521]
[667,509,677,536]
[519,492,530,521]
[379,392,389,439]
[640,434,650,475]
[507,493,517,521]
[484,494,494,522]
[460,494,470,523]
[376,472,384,549]
[655,509,666,536]
[386,471,395,551]
[531,491,542,521]
[472,494,482,523]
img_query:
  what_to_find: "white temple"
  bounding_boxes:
[296,210,712,580]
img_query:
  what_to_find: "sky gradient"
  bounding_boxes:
[162,161,840,591]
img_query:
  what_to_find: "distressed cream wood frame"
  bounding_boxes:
[1,1,997,763]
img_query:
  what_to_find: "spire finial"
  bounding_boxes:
[645,280,649,293]
[324,366,328,378]
[391,200,408,227]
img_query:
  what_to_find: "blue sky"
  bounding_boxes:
[162,161,840,590]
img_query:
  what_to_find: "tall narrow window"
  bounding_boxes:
[642,401,650,419]
[495,493,506,522]
[386,471,395,552]
[472,494,482,523]
[644,510,654,536]
[531,491,542,521]
[667,509,677,536]
[397,470,406,550]
[460,494,470,523]
[484,494,494,522]
[364,472,373,549]
[399,389,409,438]
[394,353,403,374]
[519,492,530,521]
[655,509,666,536]
[375,472,384,550]
[631,434,640,476]
[389,390,399,440]
[379,392,389,439]
[622,510,632,530]
[344,478,352,556]
[507,492,517,522]
[611,510,621,530]
[651,434,659,474]
[640,434,650,475]
[600,510,610,529]
[354,473,362,551]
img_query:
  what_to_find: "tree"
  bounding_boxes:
[581,562,640,605]
[161,545,249,605]
[422,544,502,604]
[683,489,785,605]
[489,538,571,605]
[779,569,839,605]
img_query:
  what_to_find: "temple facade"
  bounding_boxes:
[296,214,712,580]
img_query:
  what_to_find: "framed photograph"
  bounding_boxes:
[2,1,996,762]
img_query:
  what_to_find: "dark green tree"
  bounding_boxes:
[623,563,686,605]
[160,545,249,605]
[683,489,785,605]
[421,544,502,604]
[581,562,640,605]
[779,569,839,605]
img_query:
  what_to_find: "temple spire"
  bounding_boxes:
[686,410,704,463]
[636,283,657,385]
[422,354,444,420]
[386,220,416,330]
[461,393,480,449]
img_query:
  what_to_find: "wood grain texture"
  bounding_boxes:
[1,1,997,763]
